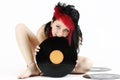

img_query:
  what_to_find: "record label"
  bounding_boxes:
[49,50,64,64]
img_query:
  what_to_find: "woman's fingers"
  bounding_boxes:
[35,48,39,52]
[75,60,78,67]
[36,45,40,49]
[35,45,40,52]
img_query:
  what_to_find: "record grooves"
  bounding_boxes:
[36,37,77,77]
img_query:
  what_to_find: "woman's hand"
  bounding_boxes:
[35,45,40,55]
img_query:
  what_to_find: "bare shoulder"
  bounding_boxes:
[36,24,47,44]
[37,24,45,34]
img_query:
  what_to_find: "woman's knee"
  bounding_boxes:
[81,57,93,71]
[74,57,93,73]
[16,23,27,32]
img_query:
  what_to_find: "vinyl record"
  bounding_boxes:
[83,73,120,79]
[89,67,111,72]
[36,37,77,77]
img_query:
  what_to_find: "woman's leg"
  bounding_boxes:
[16,23,40,79]
[72,56,93,74]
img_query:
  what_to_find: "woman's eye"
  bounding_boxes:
[64,29,70,33]
[56,25,60,29]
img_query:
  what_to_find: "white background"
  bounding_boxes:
[0,0,120,80]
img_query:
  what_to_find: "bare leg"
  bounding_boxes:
[16,23,40,79]
[72,56,93,74]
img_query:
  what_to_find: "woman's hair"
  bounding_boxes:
[44,2,83,53]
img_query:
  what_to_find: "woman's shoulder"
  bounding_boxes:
[39,23,46,30]
[37,23,47,33]
[36,23,47,43]
[37,21,51,35]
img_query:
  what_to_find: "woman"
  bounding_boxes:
[16,2,92,79]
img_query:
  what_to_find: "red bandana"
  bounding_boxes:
[54,6,74,45]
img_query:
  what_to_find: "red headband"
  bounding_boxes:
[54,6,74,45]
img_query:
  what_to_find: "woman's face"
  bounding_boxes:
[51,19,70,38]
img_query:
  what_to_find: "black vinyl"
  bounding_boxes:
[36,37,77,77]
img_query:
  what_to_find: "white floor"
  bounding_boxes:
[1,63,120,80]
[0,46,120,80]
[0,63,120,80]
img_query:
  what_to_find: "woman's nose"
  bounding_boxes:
[57,30,63,37]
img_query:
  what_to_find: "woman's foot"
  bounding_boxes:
[17,63,40,79]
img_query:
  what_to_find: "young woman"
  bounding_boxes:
[16,2,93,79]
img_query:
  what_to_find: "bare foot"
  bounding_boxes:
[17,63,40,79]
